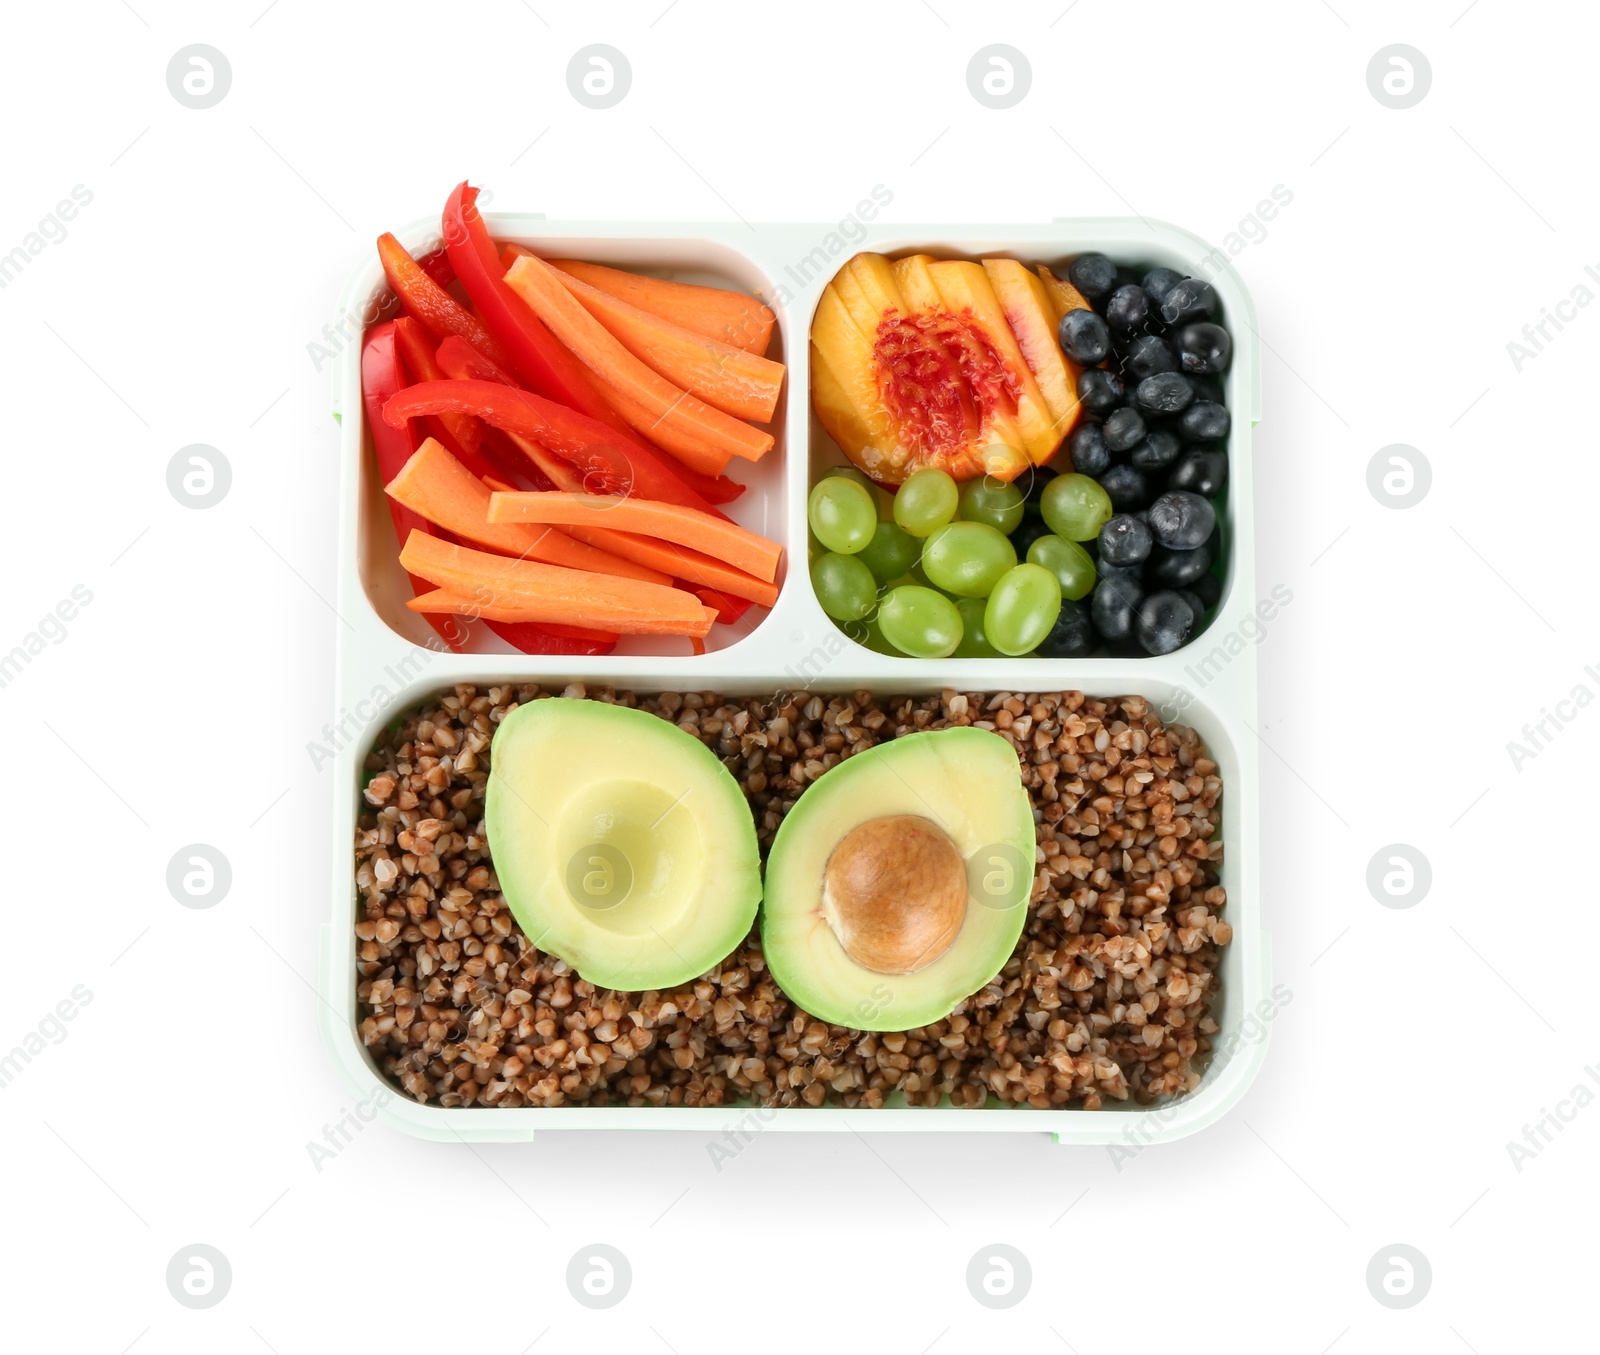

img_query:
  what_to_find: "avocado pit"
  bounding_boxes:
[820,814,967,975]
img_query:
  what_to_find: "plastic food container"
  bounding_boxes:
[320,215,1268,1144]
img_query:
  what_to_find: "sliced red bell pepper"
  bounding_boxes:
[377,232,515,371]
[431,334,745,508]
[441,182,638,433]
[392,318,499,478]
[392,318,545,490]
[417,246,455,289]
[385,378,731,517]
[485,620,616,656]
[361,323,468,653]
[693,586,755,625]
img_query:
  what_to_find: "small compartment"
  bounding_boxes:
[804,238,1246,661]
[350,227,791,657]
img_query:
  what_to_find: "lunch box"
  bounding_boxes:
[320,214,1268,1144]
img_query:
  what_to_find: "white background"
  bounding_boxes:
[1,1,1591,1350]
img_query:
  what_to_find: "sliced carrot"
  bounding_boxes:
[585,375,732,478]
[550,259,776,356]
[400,533,715,636]
[386,439,671,585]
[409,588,714,638]
[503,253,775,463]
[558,525,778,607]
[553,270,784,423]
[486,491,782,583]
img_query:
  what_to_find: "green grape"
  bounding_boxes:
[810,552,878,621]
[984,563,1062,656]
[824,465,874,490]
[921,522,1017,597]
[856,519,922,581]
[1040,473,1113,542]
[1026,533,1098,601]
[878,585,962,659]
[892,468,959,537]
[808,478,877,554]
[958,476,1026,535]
[953,596,1001,657]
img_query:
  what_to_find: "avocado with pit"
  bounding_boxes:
[486,698,761,990]
[761,727,1034,1031]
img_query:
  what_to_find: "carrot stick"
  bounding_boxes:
[408,588,714,637]
[549,259,776,355]
[503,253,775,462]
[586,374,734,477]
[557,525,778,607]
[385,439,671,585]
[485,491,782,583]
[399,531,715,635]
[553,269,784,423]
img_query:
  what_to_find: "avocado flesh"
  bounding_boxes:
[761,726,1035,1031]
[486,698,761,990]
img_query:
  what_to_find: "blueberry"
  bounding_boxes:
[1035,599,1098,658]
[1016,463,1058,518]
[1069,422,1111,477]
[1102,406,1146,453]
[1147,491,1215,550]
[1187,374,1225,405]
[1009,515,1055,556]
[1076,367,1124,417]
[1177,588,1206,620]
[1134,372,1195,416]
[1068,253,1118,303]
[1175,322,1232,375]
[1122,334,1179,380]
[1092,570,1143,643]
[1167,446,1228,497]
[1135,591,1196,655]
[1192,571,1223,611]
[1105,283,1149,333]
[1098,514,1153,567]
[1159,277,1219,327]
[1130,429,1183,472]
[1099,463,1151,512]
[1059,309,1111,365]
[1178,400,1230,443]
[1142,267,1184,310]
[1144,541,1212,588]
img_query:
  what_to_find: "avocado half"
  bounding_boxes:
[761,726,1035,1031]
[486,698,761,990]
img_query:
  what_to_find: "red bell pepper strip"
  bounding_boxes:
[431,335,745,508]
[486,620,616,656]
[693,586,755,625]
[360,323,468,652]
[377,232,515,371]
[391,318,498,478]
[391,319,545,489]
[386,378,730,516]
[441,182,637,431]
[417,246,455,289]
